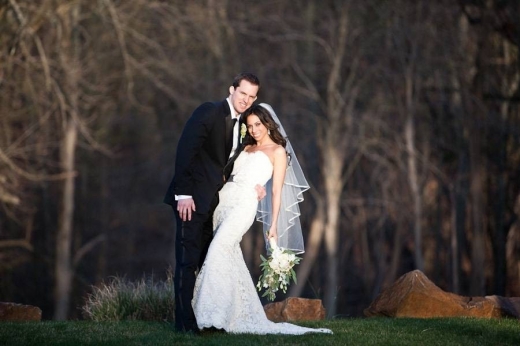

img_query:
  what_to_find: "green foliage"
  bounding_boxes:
[81,273,175,322]
[1,318,519,346]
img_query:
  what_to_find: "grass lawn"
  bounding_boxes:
[1,317,519,345]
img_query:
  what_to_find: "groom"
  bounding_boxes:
[164,73,261,333]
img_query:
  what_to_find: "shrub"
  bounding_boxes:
[82,272,175,322]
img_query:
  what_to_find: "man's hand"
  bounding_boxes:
[177,198,196,221]
[255,184,267,201]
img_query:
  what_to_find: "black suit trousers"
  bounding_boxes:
[173,195,218,332]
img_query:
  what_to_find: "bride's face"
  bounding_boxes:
[246,115,268,142]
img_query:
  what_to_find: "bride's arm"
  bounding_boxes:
[267,146,288,241]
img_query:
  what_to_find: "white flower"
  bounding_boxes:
[269,259,279,271]
[257,239,302,301]
[240,123,247,143]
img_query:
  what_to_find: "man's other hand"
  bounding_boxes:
[255,184,267,201]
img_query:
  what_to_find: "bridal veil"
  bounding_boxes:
[255,103,309,254]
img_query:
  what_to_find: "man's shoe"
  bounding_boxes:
[175,325,200,335]
[200,327,225,335]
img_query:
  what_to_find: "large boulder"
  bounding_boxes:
[264,297,326,322]
[485,295,520,318]
[0,302,42,321]
[364,270,520,319]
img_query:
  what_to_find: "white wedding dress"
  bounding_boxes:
[192,151,332,335]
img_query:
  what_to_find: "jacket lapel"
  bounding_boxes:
[225,113,234,156]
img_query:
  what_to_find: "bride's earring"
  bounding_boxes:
[268,129,271,136]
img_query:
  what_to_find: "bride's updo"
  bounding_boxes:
[241,104,286,148]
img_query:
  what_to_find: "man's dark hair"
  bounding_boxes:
[233,72,260,89]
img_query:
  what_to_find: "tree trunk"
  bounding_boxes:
[54,119,77,320]
[448,48,467,294]
[449,187,460,294]
[404,67,424,271]
[289,199,324,297]
[54,2,80,320]
[469,148,486,296]
[323,149,342,318]
[493,39,519,295]
[287,0,321,300]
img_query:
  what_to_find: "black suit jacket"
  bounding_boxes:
[163,100,239,214]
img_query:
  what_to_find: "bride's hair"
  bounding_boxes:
[242,104,286,148]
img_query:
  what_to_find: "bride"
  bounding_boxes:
[191,103,332,335]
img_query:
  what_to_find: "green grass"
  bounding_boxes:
[1,318,519,345]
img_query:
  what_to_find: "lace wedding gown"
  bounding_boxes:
[192,151,332,335]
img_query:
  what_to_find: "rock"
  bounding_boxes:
[364,270,519,319]
[0,302,42,321]
[485,296,520,318]
[264,297,326,322]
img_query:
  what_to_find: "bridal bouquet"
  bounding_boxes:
[256,238,301,301]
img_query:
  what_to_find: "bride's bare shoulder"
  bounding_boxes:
[273,146,287,165]
[274,145,286,156]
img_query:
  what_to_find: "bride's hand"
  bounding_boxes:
[267,228,277,242]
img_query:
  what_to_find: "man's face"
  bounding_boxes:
[229,80,259,115]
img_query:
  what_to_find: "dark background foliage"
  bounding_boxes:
[0,0,519,320]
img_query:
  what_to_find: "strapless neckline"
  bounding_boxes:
[243,150,272,166]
